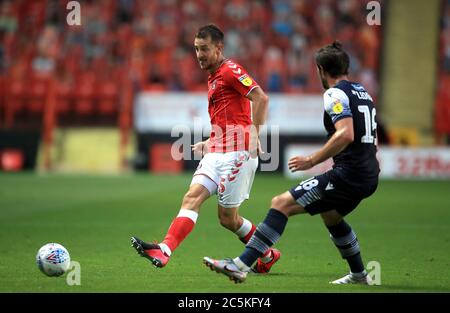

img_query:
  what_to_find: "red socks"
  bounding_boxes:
[160,211,270,260]
[161,209,198,254]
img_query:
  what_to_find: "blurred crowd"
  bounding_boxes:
[436,0,450,138]
[0,0,382,96]
[441,0,450,74]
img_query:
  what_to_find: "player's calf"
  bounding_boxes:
[326,220,367,277]
[232,216,282,273]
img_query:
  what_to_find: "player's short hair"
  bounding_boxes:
[195,24,224,44]
[315,41,350,78]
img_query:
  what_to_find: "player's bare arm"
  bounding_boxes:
[288,117,354,172]
[246,87,269,157]
[191,138,210,156]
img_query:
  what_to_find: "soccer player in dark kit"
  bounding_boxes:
[204,41,380,285]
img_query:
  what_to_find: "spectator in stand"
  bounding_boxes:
[0,0,383,95]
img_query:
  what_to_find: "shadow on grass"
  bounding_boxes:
[375,284,450,292]
[250,272,335,280]
[255,273,450,292]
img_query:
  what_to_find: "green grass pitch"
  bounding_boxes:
[0,173,449,293]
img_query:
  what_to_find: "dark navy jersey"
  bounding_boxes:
[323,80,380,187]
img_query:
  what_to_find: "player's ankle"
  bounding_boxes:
[233,257,250,272]
[351,270,367,279]
[260,250,273,263]
[158,243,172,257]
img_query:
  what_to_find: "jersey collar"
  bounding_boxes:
[209,58,228,76]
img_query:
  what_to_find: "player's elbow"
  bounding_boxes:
[257,93,269,108]
[249,87,269,108]
[262,93,269,105]
[341,129,354,144]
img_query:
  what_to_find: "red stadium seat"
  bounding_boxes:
[9,80,26,110]
[5,80,26,125]
[27,78,48,113]
[144,83,168,92]
[0,76,4,120]
[97,81,118,115]
[190,84,207,92]
[55,82,72,115]
[74,79,94,116]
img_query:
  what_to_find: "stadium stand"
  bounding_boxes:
[0,0,383,126]
[436,0,450,143]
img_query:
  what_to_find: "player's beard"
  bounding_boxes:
[199,57,220,72]
[198,59,207,69]
[199,59,213,71]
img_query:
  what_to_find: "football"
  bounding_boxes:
[36,243,71,277]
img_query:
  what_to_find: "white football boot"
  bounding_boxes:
[330,272,373,285]
[203,257,248,283]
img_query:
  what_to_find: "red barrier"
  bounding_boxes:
[149,143,183,174]
[435,75,450,138]
[0,149,24,171]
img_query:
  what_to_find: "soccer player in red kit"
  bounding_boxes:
[131,24,281,273]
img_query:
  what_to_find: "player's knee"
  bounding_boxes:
[271,195,290,211]
[271,195,296,217]
[271,195,281,208]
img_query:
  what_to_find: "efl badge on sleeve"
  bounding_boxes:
[332,101,344,114]
[239,74,253,87]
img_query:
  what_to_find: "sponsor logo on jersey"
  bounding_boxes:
[238,74,253,87]
[352,90,373,101]
[332,101,344,114]
[351,84,365,91]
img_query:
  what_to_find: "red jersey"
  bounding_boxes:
[207,59,259,153]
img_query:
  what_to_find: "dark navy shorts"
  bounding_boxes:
[288,169,378,216]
